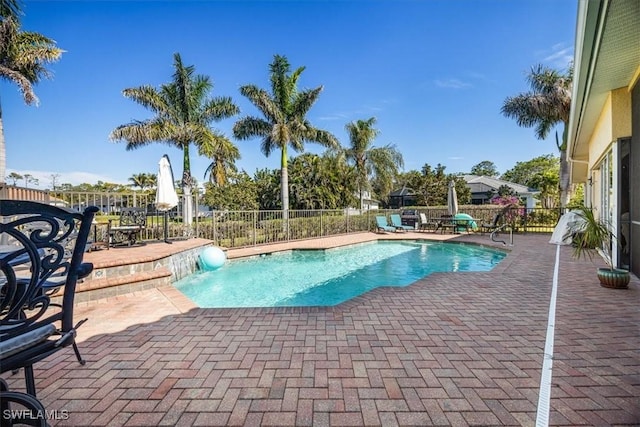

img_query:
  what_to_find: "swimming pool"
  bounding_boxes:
[173,241,505,308]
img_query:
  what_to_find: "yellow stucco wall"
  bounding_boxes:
[611,87,632,140]
[587,88,631,170]
[588,94,613,170]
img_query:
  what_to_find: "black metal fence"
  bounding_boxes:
[5,189,562,249]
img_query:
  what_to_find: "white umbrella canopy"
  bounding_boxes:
[155,155,179,212]
[447,180,459,216]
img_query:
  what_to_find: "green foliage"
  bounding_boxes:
[502,154,560,208]
[570,206,615,269]
[253,168,281,210]
[202,171,258,210]
[470,160,499,177]
[501,154,559,186]
[396,164,470,207]
[288,153,357,209]
[54,181,131,192]
[128,172,156,191]
[567,184,585,209]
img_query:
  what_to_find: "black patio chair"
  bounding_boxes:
[480,212,503,234]
[1,200,98,399]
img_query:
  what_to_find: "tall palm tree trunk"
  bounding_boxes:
[280,148,290,237]
[181,144,194,231]
[280,147,289,212]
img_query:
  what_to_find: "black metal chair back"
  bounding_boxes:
[1,200,98,397]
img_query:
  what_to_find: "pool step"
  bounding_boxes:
[75,268,173,303]
[59,240,212,304]
[50,268,173,305]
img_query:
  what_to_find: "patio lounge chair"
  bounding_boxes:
[375,215,397,233]
[390,214,414,231]
[1,200,98,398]
[419,213,437,232]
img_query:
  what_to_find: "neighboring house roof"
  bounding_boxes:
[388,186,416,197]
[461,175,538,196]
[567,0,640,181]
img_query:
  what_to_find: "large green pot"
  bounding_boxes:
[597,268,630,289]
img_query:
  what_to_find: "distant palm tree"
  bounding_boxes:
[198,133,240,186]
[145,172,157,189]
[501,64,572,207]
[233,54,338,213]
[110,53,239,224]
[129,172,156,190]
[339,117,404,210]
[6,171,21,185]
[0,9,63,184]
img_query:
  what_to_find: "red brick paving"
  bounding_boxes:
[2,233,639,426]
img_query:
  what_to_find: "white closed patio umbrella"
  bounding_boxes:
[155,155,179,243]
[447,180,459,216]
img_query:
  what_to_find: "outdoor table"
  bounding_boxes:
[435,217,475,234]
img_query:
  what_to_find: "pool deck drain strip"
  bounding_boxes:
[536,244,560,426]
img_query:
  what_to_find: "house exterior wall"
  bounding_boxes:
[588,94,613,171]
[587,89,632,171]
[630,79,640,276]
[580,87,634,270]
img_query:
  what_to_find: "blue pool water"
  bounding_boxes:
[173,241,506,308]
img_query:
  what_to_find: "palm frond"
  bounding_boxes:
[291,86,322,117]
[0,63,36,104]
[0,17,62,105]
[0,0,22,19]
[201,96,240,121]
[239,85,281,123]
[122,86,169,115]
[304,126,339,149]
[110,118,176,148]
[233,116,272,140]
[502,64,572,141]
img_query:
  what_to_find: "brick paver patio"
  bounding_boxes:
[3,233,639,426]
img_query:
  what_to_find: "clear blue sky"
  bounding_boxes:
[4,0,577,189]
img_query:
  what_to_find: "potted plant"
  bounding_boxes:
[568,206,630,289]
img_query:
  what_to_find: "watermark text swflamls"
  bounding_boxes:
[3,409,69,421]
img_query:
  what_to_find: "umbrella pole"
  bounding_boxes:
[164,211,172,244]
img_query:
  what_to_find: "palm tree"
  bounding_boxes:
[198,132,240,186]
[233,54,338,213]
[340,117,404,210]
[0,8,63,184]
[128,173,148,190]
[110,53,239,225]
[145,172,157,189]
[501,64,572,207]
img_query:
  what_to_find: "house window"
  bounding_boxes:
[592,149,615,262]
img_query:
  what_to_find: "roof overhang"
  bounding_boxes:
[567,0,640,181]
